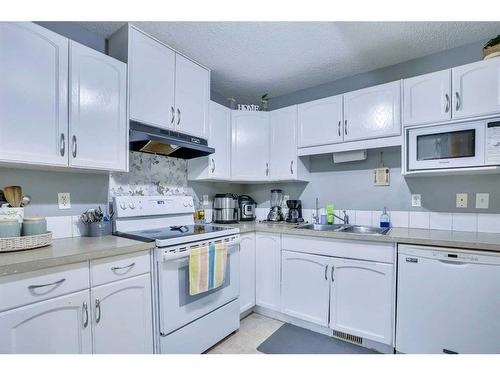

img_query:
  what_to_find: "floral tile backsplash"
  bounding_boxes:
[109,152,189,199]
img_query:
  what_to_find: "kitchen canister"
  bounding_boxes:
[22,216,47,236]
[88,221,112,237]
[0,217,21,238]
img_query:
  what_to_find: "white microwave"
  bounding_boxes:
[407,118,500,171]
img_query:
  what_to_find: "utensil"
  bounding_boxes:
[3,186,22,207]
[20,195,32,207]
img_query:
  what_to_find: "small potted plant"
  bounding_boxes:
[261,93,269,111]
[483,35,500,60]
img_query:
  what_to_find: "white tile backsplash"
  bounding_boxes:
[71,215,88,237]
[355,211,373,226]
[46,216,73,239]
[390,211,409,228]
[477,214,500,233]
[452,213,477,232]
[409,211,430,229]
[429,212,453,231]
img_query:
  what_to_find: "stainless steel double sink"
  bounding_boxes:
[295,223,390,235]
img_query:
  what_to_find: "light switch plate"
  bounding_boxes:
[202,195,209,206]
[58,193,71,209]
[411,194,421,207]
[476,193,489,209]
[456,193,468,208]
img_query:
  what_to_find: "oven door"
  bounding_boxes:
[156,236,240,336]
[408,121,485,171]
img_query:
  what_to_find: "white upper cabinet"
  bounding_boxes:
[270,105,298,180]
[298,95,343,147]
[188,101,230,180]
[0,290,92,354]
[231,111,270,181]
[330,258,394,345]
[452,58,500,120]
[0,22,69,167]
[69,41,127,171]
[109,25,210,138]
[403,70,452,126]
[255,233,281,311]
[344,80,401,142]
[174,54,209,138]
[91,274,153,354]
[127,27,176,130]
[281,251,330,327]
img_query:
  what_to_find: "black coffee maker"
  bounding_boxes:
[286,200,304,223]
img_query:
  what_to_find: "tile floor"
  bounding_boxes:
[207,313,284,354]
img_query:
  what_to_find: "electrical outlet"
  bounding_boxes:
[202,195,209,206]
[58,193,71,209]
[411,194,421,207]
[456,193,468,208]
[476,193,489,209]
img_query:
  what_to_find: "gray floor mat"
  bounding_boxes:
[257,323,379,354]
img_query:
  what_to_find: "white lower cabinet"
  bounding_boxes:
[255,233,281,311]
[239,233,256,314]
[0,290,92,354]
[329,258,394,345]
[91,274,153,354]
[281,250,330,327]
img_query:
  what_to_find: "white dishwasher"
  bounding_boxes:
[396,244,500,354]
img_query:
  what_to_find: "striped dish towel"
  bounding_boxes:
[189,242,228,296]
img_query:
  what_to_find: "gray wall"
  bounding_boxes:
[242,149,500,213]
[35,22,106,53]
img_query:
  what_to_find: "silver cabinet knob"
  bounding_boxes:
[60,134,65,156]
[72,135,77,158]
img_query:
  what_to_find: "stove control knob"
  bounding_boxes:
[120,202,126,210]
[183,202,188,207]
[188,202,193,207]
[129,202,135,209]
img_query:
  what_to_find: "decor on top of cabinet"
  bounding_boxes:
[80,207,112,237]
[483,35,500,60]
[237,104,260,111]
[261,93,269,111]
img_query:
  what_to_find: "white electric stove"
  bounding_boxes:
[113,195,241,354]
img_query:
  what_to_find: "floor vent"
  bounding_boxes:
[333,330,363,345]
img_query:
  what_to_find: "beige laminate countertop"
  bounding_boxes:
[220,222,500,253]
[0,236,154,277]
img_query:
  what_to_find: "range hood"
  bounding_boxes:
[129,121,214,159]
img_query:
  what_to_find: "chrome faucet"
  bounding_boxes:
[333,210,350,225]
[313,197,319,224]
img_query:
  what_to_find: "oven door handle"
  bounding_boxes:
[162,238,241,262]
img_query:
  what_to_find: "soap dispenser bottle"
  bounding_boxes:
[326,204,334,225]
[380,207,390,228]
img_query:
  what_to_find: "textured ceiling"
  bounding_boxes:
[77,22,500,104]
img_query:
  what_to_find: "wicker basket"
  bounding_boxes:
[0,232,52,252]
[483,43,500,60]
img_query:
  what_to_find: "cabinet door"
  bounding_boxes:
[270,105,298,180]
[69,41,127,171]
[174,54,210,138]
[344,80,401,142]
[298,95,343,147]
[231,111,270,181]
[0,290,91,354]
[255,233,281,311]
[91,274,153,354]
[330,258,394,345]
[208,101,231,179]
[239,233,256,314]
[452,58,500,119]
[128,27,175,129]
[403,70,452,126]
[0,22,68,166]
[281,251,330,327]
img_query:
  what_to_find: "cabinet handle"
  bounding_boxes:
[331,265,335,282]
[344,120,348,135]
[82,301,89,328]
[338,121,341,137]
[28,278,66,290]
[95,298,101,323]
[110,262,135,271]
[170,106,175,124]
[177,108,181,126]
[266,162,269,176]
[445,93,450,113]
[72,135,77,158]
[324,265,328,280]
[211,158,216,173]
[290,160,294,175]
[455,92,461,111]
[59,134,65,156]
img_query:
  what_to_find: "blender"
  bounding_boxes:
[267,189,284,222]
